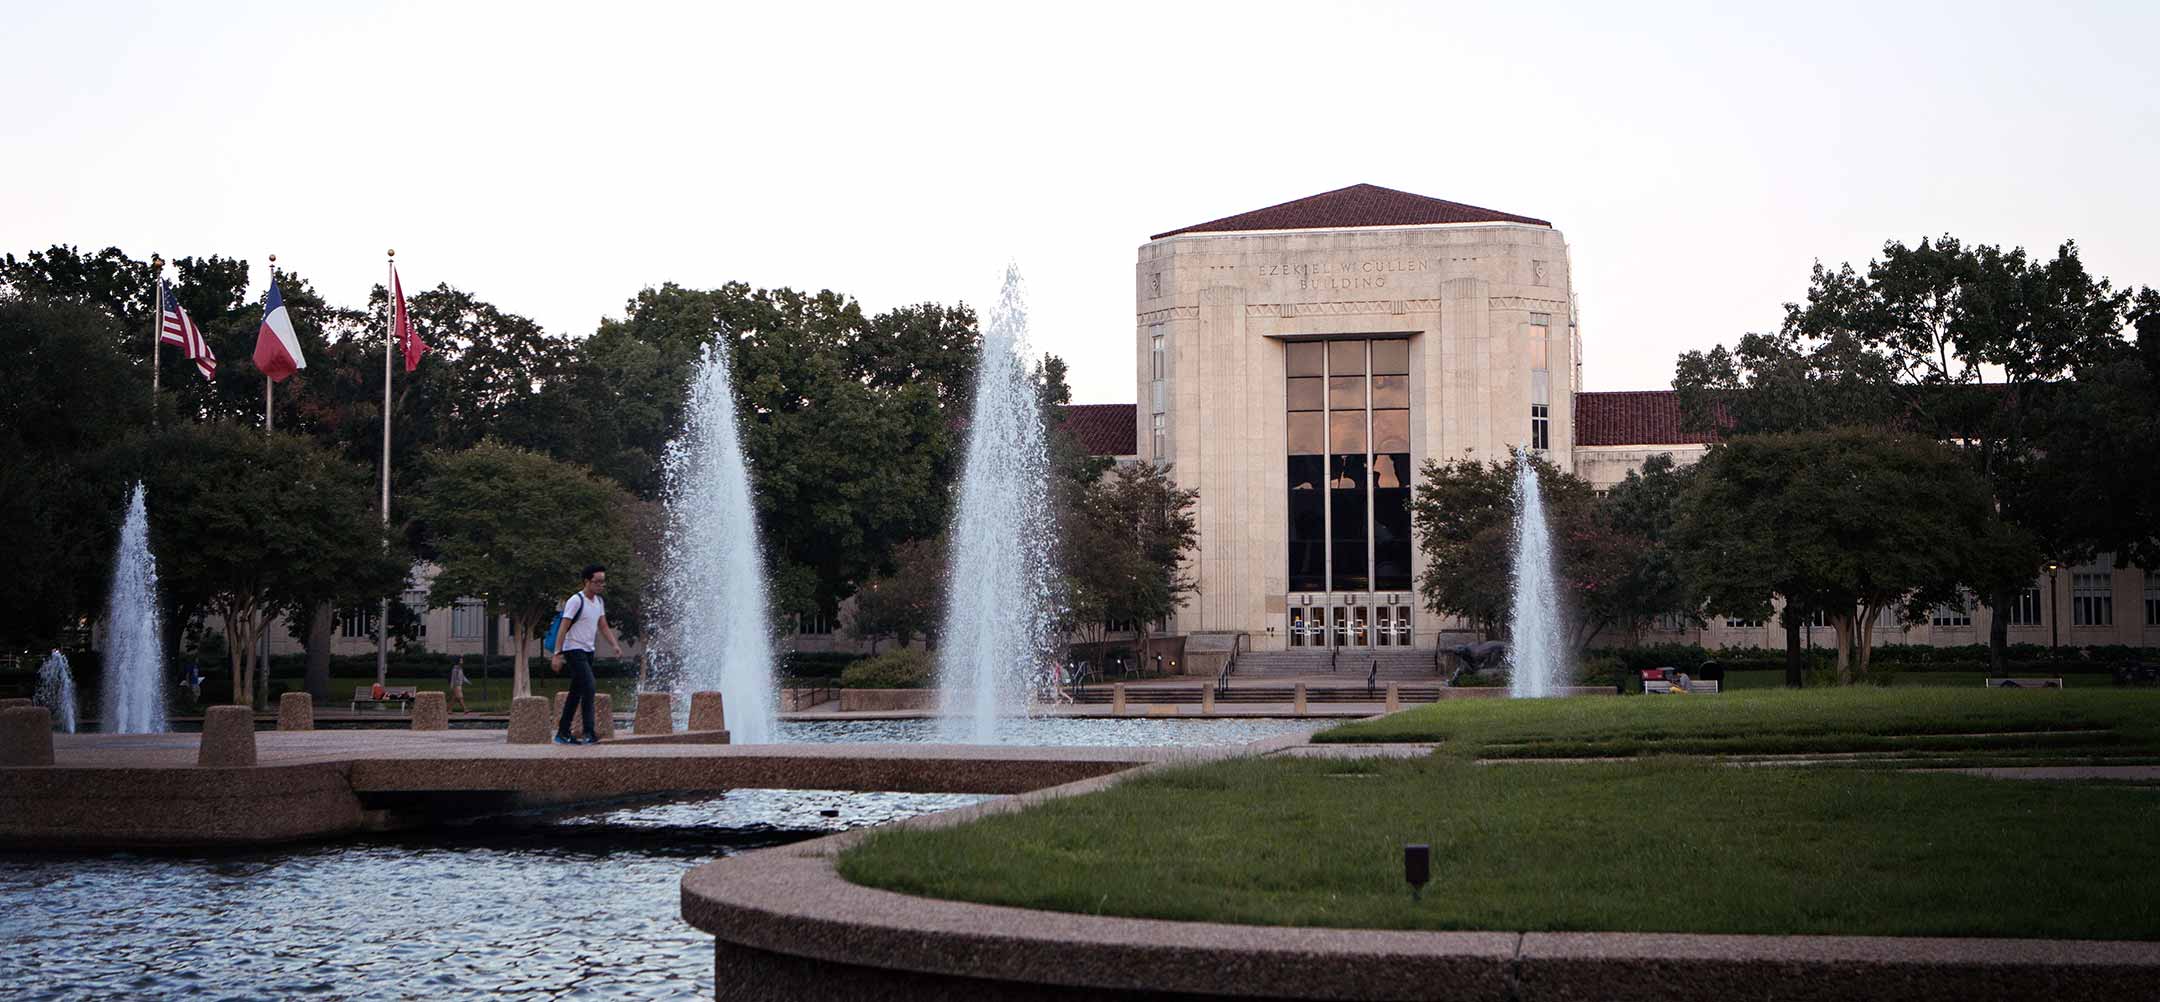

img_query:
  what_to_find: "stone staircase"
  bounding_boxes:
[1232,649,1439,682]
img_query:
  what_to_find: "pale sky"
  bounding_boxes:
[4,1,2153,404]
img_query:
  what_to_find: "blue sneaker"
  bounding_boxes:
[580,734,602,745]
[553,732,577,745]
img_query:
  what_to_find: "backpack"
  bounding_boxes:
[543,593,587,655]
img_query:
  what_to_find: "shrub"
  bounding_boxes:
[841,647,935,689]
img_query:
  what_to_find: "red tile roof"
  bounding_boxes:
[1057,403,1137,456]
[1150,184,1550,240]
[1574,391,1720,447]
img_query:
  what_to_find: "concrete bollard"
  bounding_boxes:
[688,691,726,732]
[1294,682,1308,716]
[1202,684,1215,714]
[1,706,55,766]
[550,690,612,739]
[198,705,257,767]
[277,692,314,731]
[634,692,674,735]
[0,697,32,712]
[1386,683,1401,713]
[1112,684,1127,715]
[410,691,449,731]
[507,696,552,744]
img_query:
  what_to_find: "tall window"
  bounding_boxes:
[2147,572,2159,627]
[1930,602,1971,628]
[2008,587,2042,627]
[1150,414,1166,461]
[1285,338,1411,594]
[451,599,486,640]
[1150,329,1165,380]
[2072,572,2112,626]
[404,589,429,640]
[1528,316,1551,452]
[337,607,377,639]
[1725,616,1763,629]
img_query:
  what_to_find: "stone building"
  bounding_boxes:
[1109,183,2160,654]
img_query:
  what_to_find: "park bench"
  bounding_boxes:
[1640,668,1720,695]
[1984,677,2063,689]
[351,685,419,711]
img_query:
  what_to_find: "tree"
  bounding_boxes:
[414,442,642,697]
[1412,453,1653,650]
[107,423,407,706]
[1672,428,2015,682]
[1596,453,1701,644]
[1677,236,2138,671]
[848,538,946,653]
[555,283,980,621]
[1059,462,1199,665]
[0,298,150,649]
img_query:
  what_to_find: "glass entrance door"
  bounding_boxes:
[1351,606,1370,647]
[1394,606,1412,646]
[1289,607,1311,648]
[1374,607,1392,647]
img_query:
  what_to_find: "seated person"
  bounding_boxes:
[371,680,387,702]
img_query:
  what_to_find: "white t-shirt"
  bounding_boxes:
[560,591,605,652]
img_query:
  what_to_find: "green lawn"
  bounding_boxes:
[839,755,2160,938]
[1316,688,2160,762]
[837,689,2160,938]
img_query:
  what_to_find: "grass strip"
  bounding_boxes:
[1317,689,2160,762]
[839,755,2160,939]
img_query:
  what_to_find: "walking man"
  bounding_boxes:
[448,656,470,713]
[550,563,622,744]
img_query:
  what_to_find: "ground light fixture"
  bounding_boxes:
[1404,843,1431,901]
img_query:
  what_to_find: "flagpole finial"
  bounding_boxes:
[387,248,395,259]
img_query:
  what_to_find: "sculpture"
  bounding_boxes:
[1445,641,1509,685]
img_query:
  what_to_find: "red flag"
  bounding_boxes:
[392,264,426,373]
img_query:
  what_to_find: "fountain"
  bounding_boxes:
[102,482,168,733]
[1507,450,1567,697]
[938,265,1059,743]
[654,341,777,743]
[35,650,78,734]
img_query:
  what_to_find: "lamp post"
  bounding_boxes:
[2045,562,2060,651]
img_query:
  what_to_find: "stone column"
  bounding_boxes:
[1201,684,1215,715]
[688,691,726,732]
[593,692,615,740]
[634,692,674,735]
[198,705,257,767]
[1386,683,1400,713]
[410,691,449,731]
[506,696,551,744]
[1294,682,1308,716]
[277,692,314,731]
[0,706,54,766]
[1112,684,1126,715]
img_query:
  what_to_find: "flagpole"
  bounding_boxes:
[264,253,277,434]
[258,253,274,710]
[378,249,395,687]
[148,254,163,423]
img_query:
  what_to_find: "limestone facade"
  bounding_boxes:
[1136,220,1577,651]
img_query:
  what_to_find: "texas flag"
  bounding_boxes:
[391,264,427,373]
[253,280,306,382]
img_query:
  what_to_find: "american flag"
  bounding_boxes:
[158,281,216,380]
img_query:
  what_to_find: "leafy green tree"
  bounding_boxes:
[0,298,147,649]
[1672,428,2013,682]
[1676,236,2137,670]
[104,423,407,706]
[2037,305,2160,568]
[414,442,643,696]
[1412,454,1667,651]
[1059,462,1199,663]
[556,283,979,621]
[1597,453,1701,643]
[847,538,946,653]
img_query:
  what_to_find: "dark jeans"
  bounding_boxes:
[557,650,596,738]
